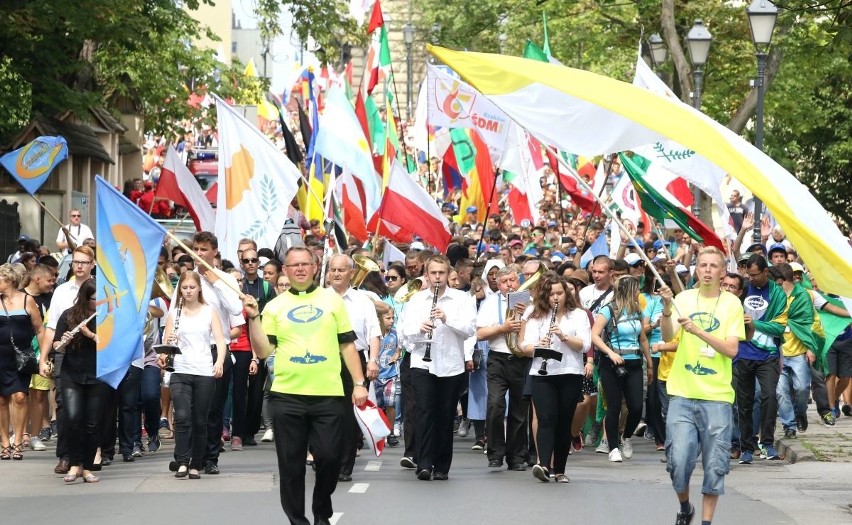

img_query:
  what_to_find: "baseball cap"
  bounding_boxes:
[525,247,540,257]
[768,242,787,256]
[629,239,645,249]
[624,253,643,266]
[17,234,30,242]
[466,206,478,214]
[409,241,425,251]
[652,239,670,251]
[789,262,805,274]
[675,264,689,274]
[550,251,565,262]
[508,239,523,247]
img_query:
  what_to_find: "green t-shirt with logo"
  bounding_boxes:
[262,287,354,396]
[667,289,745,404]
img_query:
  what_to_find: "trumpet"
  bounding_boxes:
[422,283,440,363]
[536,301,559,376]
[154,297,183,372]
[505,266,543,357]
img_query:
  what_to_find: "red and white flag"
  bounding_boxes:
[336,169,369,242]
[156,146,215,232]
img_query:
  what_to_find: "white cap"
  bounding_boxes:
[258,256,270,267]
[409,241,425,251]
[675,264,689,274]
[624,253,642,266]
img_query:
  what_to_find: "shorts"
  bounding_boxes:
[582,376,598,397]
[827,338,852,378]
[375,377,397,409]
[666,396,732,496]
[29,374,52,391]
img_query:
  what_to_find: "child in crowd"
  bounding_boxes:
[373,301,400,447]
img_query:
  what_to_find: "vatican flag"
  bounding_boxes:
[215,96,301,261]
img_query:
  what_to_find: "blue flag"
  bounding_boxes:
[0,136,68,194]
[580,230,609,269]
[95,177,166,387]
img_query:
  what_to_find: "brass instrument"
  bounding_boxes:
[422,283,440,363]
[536,301,560,376]
[504,266,544,357]
[154,297,183,372]
[145,268,174,335]
[351,254,380,288]
[395,277,424,303]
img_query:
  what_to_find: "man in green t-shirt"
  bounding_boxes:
[660,247,745,525]
[243,247,367,525]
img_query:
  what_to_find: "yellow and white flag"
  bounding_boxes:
[215,96,301,261]
[428,45,852,297]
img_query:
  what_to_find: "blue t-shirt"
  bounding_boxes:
[378,329,399,382]
[600,305,644,360]
[738,282,778,361]
[643,293,663,356]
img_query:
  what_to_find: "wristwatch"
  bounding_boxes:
[354,380,368,387]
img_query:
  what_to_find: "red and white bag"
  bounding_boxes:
[353,400,392,456]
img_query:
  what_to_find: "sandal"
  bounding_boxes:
[64,469,80,483]
[83,473,99,483]
[11,444,23,460]
[0,446,10,460]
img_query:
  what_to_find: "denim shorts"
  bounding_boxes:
[665,396,733,496]
[375,377,397,409]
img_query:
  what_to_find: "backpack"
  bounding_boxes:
[274,218,304,263]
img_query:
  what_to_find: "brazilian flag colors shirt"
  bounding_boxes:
[262,287,354,396]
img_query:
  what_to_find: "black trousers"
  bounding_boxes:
[486,352,530,466]
[230,351,252,439]
[531,373,582,474]
[340,351,367,476]
[100,386,119,460]
[204,348,233,466]
[411,369,464,475]
[117,366,142,456]
[809,364,831,416]
[399,353,417,459]
[271,393,344,525]
[598,357,644,451]
[52,352,68,460]
[246,362,268,436]
[645,356,666,444]
[171,373,215,469]
[734,357,780,451]
[62,379,111,470]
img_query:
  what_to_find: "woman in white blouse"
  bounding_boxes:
[159,272,226,479]
[520,274,591,484]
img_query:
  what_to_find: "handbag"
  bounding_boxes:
[2,297,39,375]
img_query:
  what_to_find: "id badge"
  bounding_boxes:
[699,346,715,358]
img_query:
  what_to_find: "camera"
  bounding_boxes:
[614,365,627,378]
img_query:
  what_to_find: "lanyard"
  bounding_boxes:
[694,292,722,331]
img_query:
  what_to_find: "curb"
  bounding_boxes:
[776,437,815,464]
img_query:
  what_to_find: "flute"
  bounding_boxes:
[54,312,98,352]
[422,283,440,363]
[537,301,559,376]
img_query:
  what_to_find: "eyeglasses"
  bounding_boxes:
[386,275,400,281]
[71,214,81,218]
[72,260,92,266]
[285,262,314,268]
[241,258,259,264]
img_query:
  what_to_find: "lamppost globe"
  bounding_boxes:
[498,33,507,54]
[648,33,667,67]
[747,0,779,50]
[403,22,414,45]
[686,20,712,67]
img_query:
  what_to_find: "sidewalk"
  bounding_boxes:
[775,403,852,463]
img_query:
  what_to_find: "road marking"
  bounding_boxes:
[330,512,343,524]
[365,461,382,472]
[348,483,369,494]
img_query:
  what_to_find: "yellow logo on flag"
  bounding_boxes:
[435,77,476,120]
[225,146,255,210]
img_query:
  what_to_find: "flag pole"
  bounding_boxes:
[578,154,614,248]
[474,167,500,261]
[164,230,244,298]
[27,194,78,251]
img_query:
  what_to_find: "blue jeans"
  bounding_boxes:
[776,354,811,431]
[666,396,732,496]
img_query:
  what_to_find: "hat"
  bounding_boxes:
[17,234,29,242]
[629,238,645,249]
[508,239,523,247]
[550,252,565,262]
[738,253,753,264]
[524,247,540,257]
[568,247,577,256]
[789,262,805,273]
[409,241,425,251]
[547,220,557,228]
[624,253,643,266]
[466,206,478,214]
[258,256,270,267]
[652,239,670,251]
[768,243,787,256]
[746,243,768,256]
[675,264,689,274]
[567,269,590,288]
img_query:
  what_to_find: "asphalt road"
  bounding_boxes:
[3,431,850,524]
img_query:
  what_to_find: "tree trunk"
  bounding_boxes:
[661,0,693,105]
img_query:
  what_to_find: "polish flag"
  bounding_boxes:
[336,170,369,242]
[156,146,215,231]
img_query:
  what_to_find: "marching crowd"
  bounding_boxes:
[3,185,852,525]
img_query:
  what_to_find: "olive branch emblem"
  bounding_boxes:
[239,174,277,240]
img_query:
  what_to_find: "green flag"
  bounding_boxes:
[542,12,552,58]
[523,40,549,62]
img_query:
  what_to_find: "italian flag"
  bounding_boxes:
[364,0,391,96]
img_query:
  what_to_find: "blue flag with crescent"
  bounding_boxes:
[95,177,166,387]
[0,136,68,194]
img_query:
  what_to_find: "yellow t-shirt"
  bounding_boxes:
[666,289,745,403]
[262,287,354,396]
[657,337,677,382]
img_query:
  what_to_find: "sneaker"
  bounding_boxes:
[231,436,243,451]
[643,429,655,441]
[621,438,633,459]
[49,420,58,439]
[204,462,220,475]
[158,419,171,438]
[822,412,837,426]
[595,438,609,454]
[131,445,143,458]
[585,422,601,447]
[400,457,416,469]
[783,428,797,439]
[571,435,583,454]
[739,451,754,464]
[555,473,570,483]
[675,503,695,525]
[531,464,551,482]
[764,445,780,460]
[38,427,51,442]
[796,415,808,433]
[222,428,231,442]
[387,434,399,447]
[29,437,46,451]
[633,421,647,438]
[261,429,274,442]
[608,448,623,463]
[458,418,470,438]
[471,439,485,451]
[842,404,852,417]
[147,436,160,453]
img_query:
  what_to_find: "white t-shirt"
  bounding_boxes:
[171,305,215,377]
[56,223,94,251]
[579,284,613,314]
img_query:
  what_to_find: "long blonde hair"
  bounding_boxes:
[611,276,642,319]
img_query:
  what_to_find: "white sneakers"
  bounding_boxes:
[261,429,274,442]
[595,438,609,454]
[621,438,634,459]
[608,448,623,462]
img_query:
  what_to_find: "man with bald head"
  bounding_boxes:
[327,254,382,482]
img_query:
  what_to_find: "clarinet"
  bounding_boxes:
[422,283,440,363]
[537,301,559,376]
[53,312,97,352]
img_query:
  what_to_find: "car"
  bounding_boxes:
[188,148,218,206]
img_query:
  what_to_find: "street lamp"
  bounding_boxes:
[498,33,508,54]
[648,33,667,68]
[747,0,779,245]
[685,19,712,218]
[403,22,414,120]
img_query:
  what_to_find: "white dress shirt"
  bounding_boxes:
[476,292,511,354]
[46,279,82,330]
[171,268,244,337]
[401,287,476,377]
[522,307,591,376]
[340,287,381,353]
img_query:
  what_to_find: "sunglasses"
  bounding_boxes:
[386,275,400,281]
[241,258,259,264]
[71,214,81,218]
